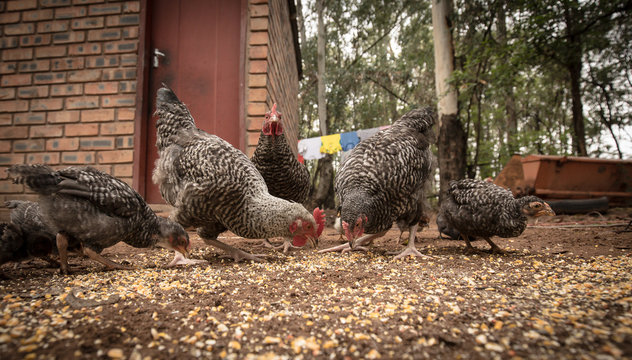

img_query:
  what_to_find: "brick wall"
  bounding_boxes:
[245,0,300,157]
[0,0,140,202]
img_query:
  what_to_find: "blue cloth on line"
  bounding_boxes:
[340,131,360,151]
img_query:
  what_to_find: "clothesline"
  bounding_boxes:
[297,125,391,161]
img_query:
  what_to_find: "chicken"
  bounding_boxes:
[439,179,555,253]
[8,164,191,274]
[152,86,325,262]
[435,213,461,240]
[319,107,436,259]
[251,103,312,252]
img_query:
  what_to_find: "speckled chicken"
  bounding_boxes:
[440,179,555,253]
[152,86,325,262]
[8,164,191,274]
[251,104,312,252]
[320,107,436,259]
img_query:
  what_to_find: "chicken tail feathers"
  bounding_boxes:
[155,85,197,151]
[8,164,60,195]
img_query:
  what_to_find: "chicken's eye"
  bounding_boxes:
[265,114,270,119]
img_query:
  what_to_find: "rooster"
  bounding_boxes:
[8,165,191,274]
[440,179,555,253]
[152,86,325,262]
[319,107,436,259]
[251,103,312,252]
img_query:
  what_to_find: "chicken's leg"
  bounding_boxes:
[56,233,70,275]
[82,248,135,270]
[484,237,504,254]
[392,224,433,260]
[203,238,267,262]
[262,238,299,253]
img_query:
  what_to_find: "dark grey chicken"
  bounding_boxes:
[436,213,461,240]
[320,107,436,259]
[152,86,324,262]
[440,179,555,253]
[8,164,190,274]
[251,103,312,252]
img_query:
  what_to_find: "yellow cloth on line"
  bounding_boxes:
[320,134,342,154]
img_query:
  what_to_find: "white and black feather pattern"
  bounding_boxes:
[153,87,317,242]
[440,179,541,239]
[251,128,310,204]
[336,107,436,234]
[8,164,185,253]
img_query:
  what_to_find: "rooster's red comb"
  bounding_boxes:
[271,103,277,113]
[313,207,326,237]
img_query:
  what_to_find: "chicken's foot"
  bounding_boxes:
[318,232,384,254]
[261,238,300,253]
[165,251,208,268]
[392,224,433,260]
[484,237,505,254]
[203,238,267,262]
[82,248,135,270]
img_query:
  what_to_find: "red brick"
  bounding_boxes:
[26,152,60,165]
[115,135,133,148]
[2,48,33,61]
[46,138,79,151]
[68,43,101,55]
[0,114,12,126]
[122,1,140,13]
[120,54,136,67]
[246,131,261,147]
[102,68,135,80]
[88,28,121,41]
[101,94,135,107]
[116,108,135,120]
[106,14,139,27]
[103,40,137,54]
[31,98,64,111]
[0,12,20,24]
[66,96,99,109]
[251,4,269,17]
[51,57,84,70]
[119,80,135,93]
[0,180,25,193]
[96,150,132,163]
[249,45,268,59]
[51,83,83,96]
[250,17,268,31]
[0,63,17,75]
[72,16,104,29]
[22,9,54,21]
[84,81,117,94]
[13,139,45,152]
[89,3,121,15]
[81,108,114,122]
[65,123,99,136]
[249,32,268,45]
[68,69,102,82]
[249,74,267,87]
[249,60,267,73]
[7,0,37,11]
[62,151,95,164]
[37,20,69,33]
[245,145,256,158]
[73,0,106,4]
[18,86,49,98]
[19,34,52,47]
[0,153,26,165]
[33,72,66,84]
[100,121,133,135]
[0,88,16,99]
[55,6,87,18]
[122,26,138,39]
[47,110,80,123]
[86,55,119,68]
[0,100,28,112]
[247,102,266,116]
[0,142,11,153]
[18,60,50,72]
[79,136,115,150]
[248,88,267,102]
[53,31,86,44]
[29,125,63,138]
[35,45,67,58]
[13,113,45,125]
[0,126,28,139]
[246,116,264,131]
[113,163,132,177]
[0,37,19,49]
[1,74,32,87]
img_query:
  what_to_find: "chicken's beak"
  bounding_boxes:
[536,204,556,217]
[307,235,318,249]
[174,246,189,259]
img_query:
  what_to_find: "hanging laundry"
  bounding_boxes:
[298,137,324,160]
[379,125,391,131]
[340,131,360,151]
[357,127,381,142]
[297,153,305,164]
[320,134,342,154]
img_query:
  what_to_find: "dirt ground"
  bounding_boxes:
[0,209,631,360]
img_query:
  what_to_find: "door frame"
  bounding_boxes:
[132,0,248,198]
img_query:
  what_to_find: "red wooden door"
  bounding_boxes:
[144,0,244,203]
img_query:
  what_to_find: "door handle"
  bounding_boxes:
[153,48,166,68]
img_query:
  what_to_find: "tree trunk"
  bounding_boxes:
[564,1,587,156]
[308,154,335,210]
[432,0,466,201]
[497,4,518,155]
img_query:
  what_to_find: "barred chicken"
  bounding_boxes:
[320,107,436,259]
[251,103,312,252]
[8,165,190,274]
[440,179,555,253]
[153,86,325,262]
